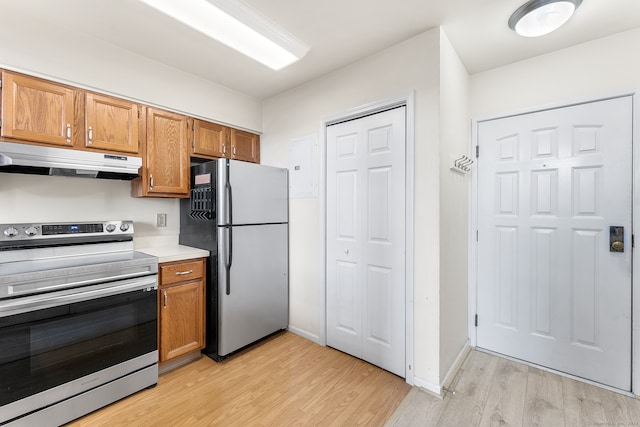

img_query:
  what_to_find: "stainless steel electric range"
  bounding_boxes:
[0,220,158,426]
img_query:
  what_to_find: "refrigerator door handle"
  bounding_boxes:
[226,227,232,296]
[225,160,233,295]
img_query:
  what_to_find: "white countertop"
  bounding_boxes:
[135,235,209,264]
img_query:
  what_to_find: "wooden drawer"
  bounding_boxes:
[160,259,204,285]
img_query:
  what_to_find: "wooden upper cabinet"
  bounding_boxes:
[191,120,260,164]
[231,128,260,163]
[192,119,229,159]
[132,107,189,198]
[85,92,139,154]
[1,71,75,147]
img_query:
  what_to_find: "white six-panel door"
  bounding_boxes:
[326,106,406,377]
[476,96,633,390]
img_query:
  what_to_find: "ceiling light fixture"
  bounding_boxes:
[508,0,582,38]
[138,0,309,70]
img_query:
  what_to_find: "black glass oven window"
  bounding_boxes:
[0,289,157,406]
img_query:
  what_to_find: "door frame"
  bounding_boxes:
[319,93,415,386]
[469,92,639,395]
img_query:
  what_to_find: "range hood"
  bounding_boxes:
[0,141,141,180]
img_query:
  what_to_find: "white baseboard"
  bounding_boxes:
[413,376,442,397]
[287,326,322,345]
[412,341,471,399]
[442,340,472,390]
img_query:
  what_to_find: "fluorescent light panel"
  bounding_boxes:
[139,0,309,70]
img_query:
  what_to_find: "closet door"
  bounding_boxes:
[326,106,406,377]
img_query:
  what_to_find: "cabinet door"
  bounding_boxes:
[85,92,139,154]
[146,107,189,196]
[192,119,229,159]
[1,71,75,146]
[159,280,205,362]
[231,129,260,163]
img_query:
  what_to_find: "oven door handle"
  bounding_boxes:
[0,276,158,318]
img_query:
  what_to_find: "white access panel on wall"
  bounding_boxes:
[288,134,318,198]
[476,96,633,391]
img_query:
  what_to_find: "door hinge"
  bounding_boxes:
[475,314,478,327]
[476,145,479,158]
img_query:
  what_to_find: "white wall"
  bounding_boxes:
[0,2,261,131]
[261,29,442,386]
[470,28,640,118]
[0,173,179,237]
[0,4,263,239]
[438,30,471,381]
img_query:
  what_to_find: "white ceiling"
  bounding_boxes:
[6,0,640,100]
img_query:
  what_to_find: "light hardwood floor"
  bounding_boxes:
[386,349,640,427]
[67,331,410,426]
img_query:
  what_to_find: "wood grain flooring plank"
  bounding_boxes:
[435,350,500,427]
[385,387,447,427]
[478,357,528,427]
[561,376,607,427]
[67,332,409,427]
[522,366,565,427]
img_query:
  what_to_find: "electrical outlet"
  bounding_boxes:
[156,213,167,228]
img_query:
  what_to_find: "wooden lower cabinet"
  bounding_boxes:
[158,258,206,363]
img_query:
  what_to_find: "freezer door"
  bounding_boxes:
[217,159,288,226]
[217,223,288,356]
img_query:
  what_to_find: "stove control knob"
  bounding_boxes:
[120,223,130,232]
[3,227,18,238]
[24,226,38,237]
[105,224,116,233]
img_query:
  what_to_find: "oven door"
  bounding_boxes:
[0,276,158,424]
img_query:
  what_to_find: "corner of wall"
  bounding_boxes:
[438,27,472,382]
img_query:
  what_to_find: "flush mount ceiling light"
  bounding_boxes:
[138,0,309,70]
[509,0,583,37]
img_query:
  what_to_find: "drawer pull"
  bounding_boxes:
[175,270,193,275]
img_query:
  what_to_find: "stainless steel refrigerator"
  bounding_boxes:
[179,158,288,361]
